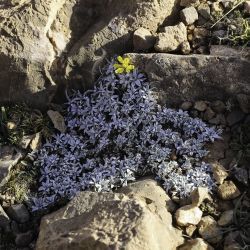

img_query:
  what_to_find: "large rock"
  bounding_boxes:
[126,53,250,106]
[0,0,178,107]
[36,192,183,250]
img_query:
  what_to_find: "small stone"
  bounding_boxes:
[180,7,198,25]
[30,132,42,151]
[6,204,30,223]
[204,107,215,121]
[218,210,234,226]
[180,41,191,55]
[205,140,226,162]
[198,216,222,244]
[6,121,16,130]
[180,0,200,7]
[198,3,211,20]
[180,101,193,110]
[191,187,210,206]
[0,205,10,229]
[217,200,234,212]
[233,167,248,186]
[211,162,228,185]
[133,28,155,51]
[217,181,241,200]
[175,205,203,226]
[237,94,250,113]
[179,238,214,250]
[185,225,197,236]
[194,100,207,111]
[15,231,34,247]
[211,2,224,14]
[244,1,250,14]
[193,27,209,40]
[209,114,226,125]
[47,110,66,133]
[211,100,226,113]
[155,22,187,52]
[19,134,35,149]
[226,109,245,126]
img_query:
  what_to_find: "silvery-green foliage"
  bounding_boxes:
[31,60,221,211]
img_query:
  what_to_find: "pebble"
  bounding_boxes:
[180,0,200,7]
[203,107,215,121]
[133,27,155,51]
[198,3,211,20]
[191,187,210,206]
[217,181,241,200]
[226,109,245,126]
[194,100,207,111]
[180,7,198,25]
[179,238,214,250]
[6,204,30,223]
[209,113,226,125]
[198,216,222,244]
[185,225,197,236]
[211,162,228,185]
[175,205,203,226]
[211,100,226,113]
[15,231,34,247]
[218,210,234,226]
[180,101,193,111]
[244,1,250,15]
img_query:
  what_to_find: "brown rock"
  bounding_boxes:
[211,100,226,114]
[179,238,214,250]
[175,205,203,226]
[133,28,155,51]
[47,110,66,133]
[36,192,184,250]
[198,216,222,244]
[191,187,210,206]
[194,100,207,111]
[218,210,234,226]
[180,101,193,110]
[211,162,228,185]
[218,181,241,200]
[204,107,215,121]
[185,225,197,236]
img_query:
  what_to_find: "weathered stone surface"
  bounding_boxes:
[180,7,198,25]
[126,53,250,106]
[211,162,228,185]
[217,181,241,200]
[194,100,207,111]
[6,204,30,223]
[15,231,34,247]
[118,177,176,213]
[0,205,10,229]
[0,0,178,107]
[155,23,187,52]
[179,238,214,250]
[237,94,250,113]
[0,146,24,186]
[133,28,155,51]
[198,216,222,244]
[218,210,234,226]
[36,192,184,250]
[175,205,203,226]
[191,187,210,206]
[185,225,197,237]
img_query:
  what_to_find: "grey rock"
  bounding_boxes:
[211,100,226,114]
[155,22,187,52]
[179,238,214,250]
[194,100,207,111]
[15,231,34,247]
[237,94,250,113]
[47,110,66,133]
[227,109,245,126]
[218,210,234,226]
[210,45,250,59]
[204,107,215,121]
[180,0,200,7]
[233,168,248,186]
[209,114,226,125]
[180,101,193,110]
[6,204,30,223]
[180,7,198,25]
[198,3,211,20]
[0,205,10,229]
[126,53,250,107]
[0,0,178,107]
[0,146,24,186]
[133,28,155,51]
[36,192,184,250]
[180,41,191,55]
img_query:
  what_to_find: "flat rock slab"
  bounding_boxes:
[127,53,250,107]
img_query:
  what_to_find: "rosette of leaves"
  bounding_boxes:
[31,57,221,211]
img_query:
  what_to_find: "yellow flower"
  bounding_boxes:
[113,56,135,74]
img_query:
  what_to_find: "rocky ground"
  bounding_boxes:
[0,0,250,249]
